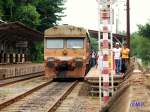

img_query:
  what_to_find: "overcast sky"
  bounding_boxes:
[59,0,150,33]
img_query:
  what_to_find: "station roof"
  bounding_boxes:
[88,29,127,39]
[0,22,43,42]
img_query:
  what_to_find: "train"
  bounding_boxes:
[44,24,91,78]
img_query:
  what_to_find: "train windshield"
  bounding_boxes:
[67,39,84,49]
[46,39,64,48]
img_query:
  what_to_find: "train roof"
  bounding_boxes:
[44,25,88,38]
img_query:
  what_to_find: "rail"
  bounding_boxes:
[48,81,78,112]
[0,78,53,110]
[0,72,44,87]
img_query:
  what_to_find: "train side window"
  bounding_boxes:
[67,39,84,49]
[46,39,64,48]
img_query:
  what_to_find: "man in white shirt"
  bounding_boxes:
[113,42,121,75]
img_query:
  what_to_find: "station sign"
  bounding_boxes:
[16,41,28,48]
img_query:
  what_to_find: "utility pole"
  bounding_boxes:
[127,0,130,49]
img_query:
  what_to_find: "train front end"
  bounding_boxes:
[44,25,90,78]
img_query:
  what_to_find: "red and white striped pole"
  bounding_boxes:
[97,0,116,107]
[102,15,110,103]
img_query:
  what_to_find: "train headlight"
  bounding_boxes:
[75,57,83,68]
[47,57,55,61]
[75,57,83,62]
[47,57,55,67]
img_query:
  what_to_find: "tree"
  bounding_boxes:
[29,41,44,63]
[137,22,150,65]
[131,32,140,57]
[90,37,98,52]
[0,1,3,17]
[36,0,65,31]
[138,23,150,39]
[1,0,66,31]
[131,31,150,65]
[15,4,40,29]
[138,37,150,65]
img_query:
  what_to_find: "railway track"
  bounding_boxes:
[0,77,78,112]
[0,72,44,87]
[0,76,52,110]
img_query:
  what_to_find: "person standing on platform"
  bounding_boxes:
[113,42,122,75]
[90,51,97,67]
[121,43,130,76]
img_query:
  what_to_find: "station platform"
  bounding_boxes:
[85,67,122,80]
[84,67,123,96]
[0,63,44,80]
[85,67,100,80]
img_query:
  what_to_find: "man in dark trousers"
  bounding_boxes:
[90,51,97,67]
[113,42,122,75]
[121,43,130,76]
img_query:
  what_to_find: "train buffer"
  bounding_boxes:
[84,67,123,96]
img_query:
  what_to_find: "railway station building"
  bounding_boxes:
[0,22,43,64]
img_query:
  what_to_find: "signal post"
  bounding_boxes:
[97,0,116,110]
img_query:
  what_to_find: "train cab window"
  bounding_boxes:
[46,39,64,48]
[67,39,84,49]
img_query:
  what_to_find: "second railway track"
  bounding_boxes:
[0,76,52,110]
[0,72,44,87]
[0,77,79,112]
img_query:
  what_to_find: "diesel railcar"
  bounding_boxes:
[44,25,91,78]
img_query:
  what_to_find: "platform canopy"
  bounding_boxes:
[88,30,127,40]
[0,22,43,43]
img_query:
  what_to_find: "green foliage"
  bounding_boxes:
[89,37,98,52]
[29,41,44,63]
[36,0,66,31]
[0,1,3,17]
[131,24,150,65]
[6,0,14,18]
[15,4,40,28]
[138,23,150,39]
[1,0,65,31]
[138,37,150,65]
[131,32,140,57]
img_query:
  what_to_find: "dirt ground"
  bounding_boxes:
[56,82,100,112]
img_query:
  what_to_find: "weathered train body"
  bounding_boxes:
[44,25,91,78]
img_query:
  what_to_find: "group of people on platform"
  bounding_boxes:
[90,42,130,76]
[113,42,130,76]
